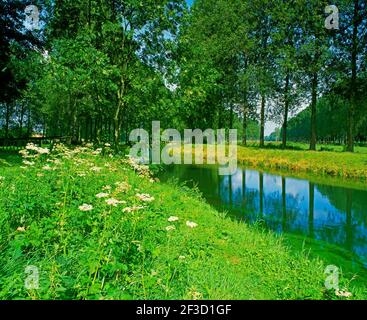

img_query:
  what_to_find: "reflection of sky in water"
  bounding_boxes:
[161,166,367,269]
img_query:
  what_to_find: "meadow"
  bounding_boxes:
[0,144,363,300]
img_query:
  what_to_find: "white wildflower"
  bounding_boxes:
[186,221,198,229]
[168,216,179,222]
[115,181,131,193]
[96,193,109,199]
[105,198,126,207]
[136,193,155,202]
[23,160,35,166]
[79,204,93,212]
[92,148,102,155]
[335,290,352,298]
[165,225,176,232]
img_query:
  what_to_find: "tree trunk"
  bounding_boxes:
[114,76,125,151]
[282,72,290,149]
[27,107,31,137]
[19,103,25,138]
[347,0,359,153]
[229,103,234,130]
[310,72,318,151]
[5,103,10,141]
[259,95,266,148]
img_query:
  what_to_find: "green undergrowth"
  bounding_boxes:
[0,147,364,300]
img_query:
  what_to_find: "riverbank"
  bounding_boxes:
[186,144,367,182]
[0,147,362,300]
[236,146,367,180]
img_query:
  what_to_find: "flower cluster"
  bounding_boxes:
[164,216,198,233]
[115,181,131,193]
[124,156,152,178]
[19,143,50,160]
[136,193,155,202]
[105,198,126,207]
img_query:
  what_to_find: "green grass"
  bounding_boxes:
[245,141,367,154]
[1,147,364,300]
[236,145,367,181]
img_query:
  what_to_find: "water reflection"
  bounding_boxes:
[159,165,367,271]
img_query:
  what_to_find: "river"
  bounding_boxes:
[159,164,367,285]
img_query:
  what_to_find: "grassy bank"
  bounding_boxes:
[0,146,362,300]
[186,143,367,181]
[236,146,367,181]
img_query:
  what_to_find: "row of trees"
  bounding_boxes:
[179,0,367,151]
[0,0,366,151]
[286,94,367,144]
[1,0,188,148]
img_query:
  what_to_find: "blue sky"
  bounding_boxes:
[186,0,194,7]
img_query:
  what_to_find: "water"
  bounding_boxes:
[159,165,367,284]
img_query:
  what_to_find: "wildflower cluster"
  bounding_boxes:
[165,216,198,233]
[124,155,152,179]
[19,143,50,165]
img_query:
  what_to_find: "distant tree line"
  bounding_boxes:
[286,94,367,145]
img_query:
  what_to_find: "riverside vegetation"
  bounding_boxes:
[0,144,365,300]
[186,143,367,182]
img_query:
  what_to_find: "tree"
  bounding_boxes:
[335,0,367,152]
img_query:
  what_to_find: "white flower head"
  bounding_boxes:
[166,225,176,232]
[335,290,352,298]
[105,198,126,207]
[186,221,198,229]
[168,216,179,222]
[96,192,109,199]
[79,204,93,212]
[136,193,155,202]
[23,160,35,166]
